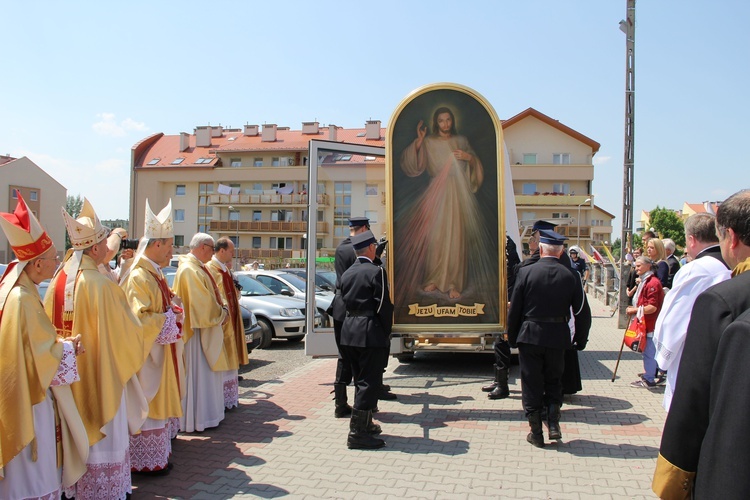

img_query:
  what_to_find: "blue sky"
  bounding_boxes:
[2,1,748,240]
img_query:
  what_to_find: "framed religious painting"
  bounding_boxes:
[386,83,507,332]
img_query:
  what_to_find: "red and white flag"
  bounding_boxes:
[590,245,604,263]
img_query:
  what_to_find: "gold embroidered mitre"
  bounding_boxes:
[62,197,109,250]
[144,199,174,239]
[0,190,53,262]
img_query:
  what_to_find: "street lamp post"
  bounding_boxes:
[228,205,239,271]
[577,198,591,247]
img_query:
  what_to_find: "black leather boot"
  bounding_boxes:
[482,364,499,392]
[488,367,510,400]
[347,409,385,449]
[526,411,545,448]
[366,412,382,435]
[547,403,562,440]
[333,383,352,418]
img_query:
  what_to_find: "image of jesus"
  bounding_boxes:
[398,106,484,299]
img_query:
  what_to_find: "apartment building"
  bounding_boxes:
[1,155,67,263]
[129,109,612,265]
[503,108,610,249]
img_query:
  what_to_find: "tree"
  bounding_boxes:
[65,194,84,249]
[648,206,685,248]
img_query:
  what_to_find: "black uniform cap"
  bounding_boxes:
[348,217,370,228]
[538,229,568,245]
[351,230,377,250]
[532,220,557,232]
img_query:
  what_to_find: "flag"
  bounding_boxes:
[590,245,604,263]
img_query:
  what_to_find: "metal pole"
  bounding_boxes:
[618,0,636,328]
[577,204,582,247]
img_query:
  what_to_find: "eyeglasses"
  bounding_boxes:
[203,244,215,252]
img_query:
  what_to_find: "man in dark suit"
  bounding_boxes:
[654,189,750,499]
[663,238,681,289]
[508,229,586,448]
[339,231,394,450]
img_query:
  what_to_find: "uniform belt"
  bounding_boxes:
[347,310,375,317]
[524,316,568,323]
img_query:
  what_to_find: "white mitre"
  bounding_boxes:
[144,199,174,239]
[61,197,109,250]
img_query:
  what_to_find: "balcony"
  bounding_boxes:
[555,225,591,239]
[209,220,328,234]
[209,193,329,207]
[514,194,592,207]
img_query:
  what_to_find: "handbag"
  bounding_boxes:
[623,307,647,353]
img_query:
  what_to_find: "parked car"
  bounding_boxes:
[285,268,336,292]
[37,278,50,299]
[0,263,7,276]
[234,272,321,348]
[164,271,261,352]
[318,270,337,289]
[242,269,334,327]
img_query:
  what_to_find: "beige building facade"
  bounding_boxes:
[129,109,612,266]
[0,155,67,263]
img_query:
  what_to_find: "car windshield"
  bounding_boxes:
[277,272,324,293]
[236,274,275,296]
[288,269,334,290]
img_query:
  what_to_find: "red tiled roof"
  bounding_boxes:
[133,126,385,168]
[502,107,601,154]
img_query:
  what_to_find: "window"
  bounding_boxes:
[252,237,261,249]
[523,153,537,165]
[522,183,537,195]
[229,236,239,246]
[253,158,263,167]
[197,183,213,233]
[174,235,184,246]
[271,157,280,167]
[552,212,570,219]
[147,158,160,165]
[171,158,184,165]
[364,156,376,161]
[174,209,185,222]
[230,158,242,167]
[30,191,38,201]
[317,210,324,222]
[11,190,17,199]
[521,212,536,221]
[176,185,186,196]
[552,153,571,165]
[195,158,212,164]
[334,182,352,237]
[365,210,378,224]
[253,183,263,191]
[317,183,326,194]
[271,210,287,222]
[365,184,378,196]
[552,183,570,195]
[253,210,262,221]
[229,210,239,221]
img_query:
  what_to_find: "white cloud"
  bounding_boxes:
[92,113,148,137]
[94,157,127,174]
[593,155,612,166]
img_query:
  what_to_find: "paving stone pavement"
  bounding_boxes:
[133,295,665,499]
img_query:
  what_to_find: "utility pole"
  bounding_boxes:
[617,0,636,328]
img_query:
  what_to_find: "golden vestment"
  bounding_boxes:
[44,254,147,446]
[172,255,229,371]
[207,259,249,370]
[121,259,184,420]
[0,272,88,487]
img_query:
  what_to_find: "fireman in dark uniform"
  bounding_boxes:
[508,229,586,448]
[331,216,370,417]
[483,220,555,400]
[332,217,395,419]
[339,230,394,450]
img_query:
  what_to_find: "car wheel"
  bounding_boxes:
[286,335,305,343]
[257,318,274,349]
